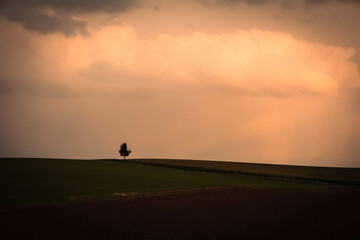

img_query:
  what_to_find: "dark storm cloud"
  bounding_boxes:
[0,0,138,36]
[310,0,360,4]
[0,0,139,14]
[303,0,360,7]
[1,5,89,36]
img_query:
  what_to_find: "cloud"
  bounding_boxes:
[202,0,360,7]
[0,0,138,36]
[1,5,88,36]
[128,27,358,97]
[212,0,269,5]
[303,0,360,7]
[1,22,358,98]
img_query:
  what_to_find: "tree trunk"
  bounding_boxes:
[124,156,126,160]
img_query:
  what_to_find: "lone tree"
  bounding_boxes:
[119,142,132,160]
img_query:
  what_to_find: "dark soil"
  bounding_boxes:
[1,188,359,240]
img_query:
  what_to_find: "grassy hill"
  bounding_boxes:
[1,158,358,209]
[132,158,360,185]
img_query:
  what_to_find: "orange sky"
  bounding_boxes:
[0,0,360,166]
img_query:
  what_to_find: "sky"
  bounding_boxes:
[0,0,359,167]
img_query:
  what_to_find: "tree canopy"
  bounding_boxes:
[119,142,132,160]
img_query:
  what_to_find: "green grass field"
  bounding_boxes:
[0,158,343,209]
[134,158,360,185]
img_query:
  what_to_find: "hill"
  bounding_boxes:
[1,158,359,209]
[132,158,360,185]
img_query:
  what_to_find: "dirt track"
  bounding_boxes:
[1,188,359,240]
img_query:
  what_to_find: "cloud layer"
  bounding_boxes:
[0,0,137,36]
[1,0,359,36]
[208,0,360,6]
[1,22,358,97]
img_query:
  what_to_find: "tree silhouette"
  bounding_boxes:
[119,142,132,160]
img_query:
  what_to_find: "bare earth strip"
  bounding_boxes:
[1,187,359,240]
